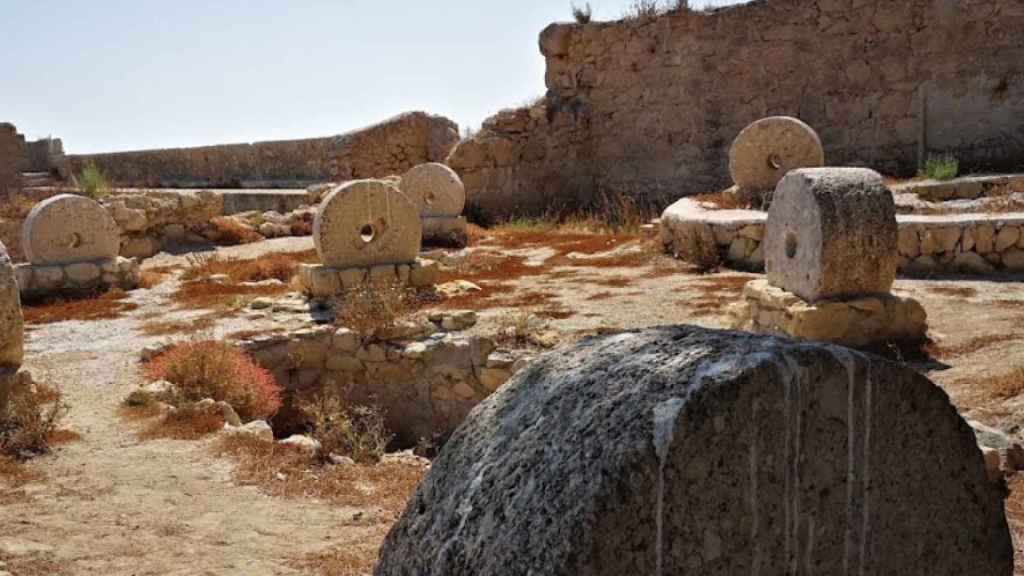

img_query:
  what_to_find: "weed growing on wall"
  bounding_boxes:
[924,153,960,181]
[75,165,111,199]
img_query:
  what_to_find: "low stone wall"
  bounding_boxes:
[892,174,1024,202]
[65,111,460,189]
[0,123,28,199]
[298,259,440,298]
[239,310,519,445]
[661,197,1024,275]
[14,257,140,301]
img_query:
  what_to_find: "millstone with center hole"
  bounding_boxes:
[0,241,23,369]
[729,116,825,191]
[400,163,466,217]
[375,326,1012,576]
[313,179,422,268]
[765,167,898,302]
[22,194,120,266]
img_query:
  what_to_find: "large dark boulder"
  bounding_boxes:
[376,326,1012,575]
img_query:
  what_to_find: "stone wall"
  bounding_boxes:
[449,0,1024,222]
[240,310,519,445]
[0,123,28,198]
[65,111,460,188]
[26,137,64,173]
[661,197,1024,275]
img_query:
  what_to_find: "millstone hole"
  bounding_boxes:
[785,231,798,259]
[360,224,376,244]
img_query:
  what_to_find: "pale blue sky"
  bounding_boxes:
[2,1,739,153]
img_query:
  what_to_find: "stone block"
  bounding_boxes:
[765,168,897,301]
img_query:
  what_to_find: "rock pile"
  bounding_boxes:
[376,326,1012,575]
[731,168,927,347]
[15,194,140,299]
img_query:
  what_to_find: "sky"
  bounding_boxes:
[2,0,740,154]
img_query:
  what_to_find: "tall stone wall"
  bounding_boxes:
[0,124,28,198]
[64,111,459,188]
[26,137,65,173]
[449,0,1024,222]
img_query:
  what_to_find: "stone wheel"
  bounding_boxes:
[22,194,120,266]
[729,116,825,191]
[400,163,466,217]
[313,180,422,269]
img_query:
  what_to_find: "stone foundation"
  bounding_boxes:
[729,279,928,348]
[662,197,1024,276]
[422,216,468,246]
[239,309,520,445]
[298,259,440,298]
[14,257,140,301]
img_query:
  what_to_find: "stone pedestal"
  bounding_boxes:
[298,258,440,298]
[14,256,140,301]
[422,216,468,247]
[730,279,927,347]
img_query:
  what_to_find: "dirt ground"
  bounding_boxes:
[4,230,1024,574]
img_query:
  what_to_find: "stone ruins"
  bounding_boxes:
[378,326,1011,575]
[400,162,469,246]
[0,123,28,199]
[0,240,23,414]
[300,179,438,297]
[15,194,140,300]
[729,116,825,201]
[732,168,927,347]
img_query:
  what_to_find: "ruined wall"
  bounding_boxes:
[65,111,460,188]
[450,0,1024,221]
[0,124,28,198]
[26,137,64,173]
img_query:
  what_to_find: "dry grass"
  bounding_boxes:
[927,285,979,298]
[925,333,1021,359]
[0,194,37,220]
[295,525,390,576]
[22,289,138,324]
[182,251,316,284]
[0,551,66,575]
[138,403,226,441]
[214,434,427,513]
[209,216,262,245]
[334,284,429,338]
[138,269,170,289]
[304,391,393,465]
[172,279,292,310]
[0,454,44,505]
[691,190,756,210]
[1,378,70,458]
[140,315,217,337]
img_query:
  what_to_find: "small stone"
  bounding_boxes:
[486,350,516,369]
[329,454,356,466]
[224,420,274,442]
[250,297,274,310]
[1003,249,1024,271]
[326,355,364,373]
[898,226,920,258]
[441,310,478,331]
[996,226,1022,252]
[280,434,321,453]
[954,251,995,274]
[975,224,996,254]
[480,368,512,392]
[332,328,361,352]
[409,258,441,287]
[436,280,481,297]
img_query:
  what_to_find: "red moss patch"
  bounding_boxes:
[22,289,138,325]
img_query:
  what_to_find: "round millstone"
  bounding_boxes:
[765,167,898,301]
[22,194,120,266]
[400,163,466,217]
[0,241,23,369]
[376,326,1012,576]
[313,180,422,269]
[729,116,825,191]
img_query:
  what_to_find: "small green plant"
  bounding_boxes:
[571,2,592,23]
[75,165,111,199]
[923,153,960,181]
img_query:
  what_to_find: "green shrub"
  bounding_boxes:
[924,153,959,181]
[76,165,111,199]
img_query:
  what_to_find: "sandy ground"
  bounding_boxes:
[4,233,1024,574]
